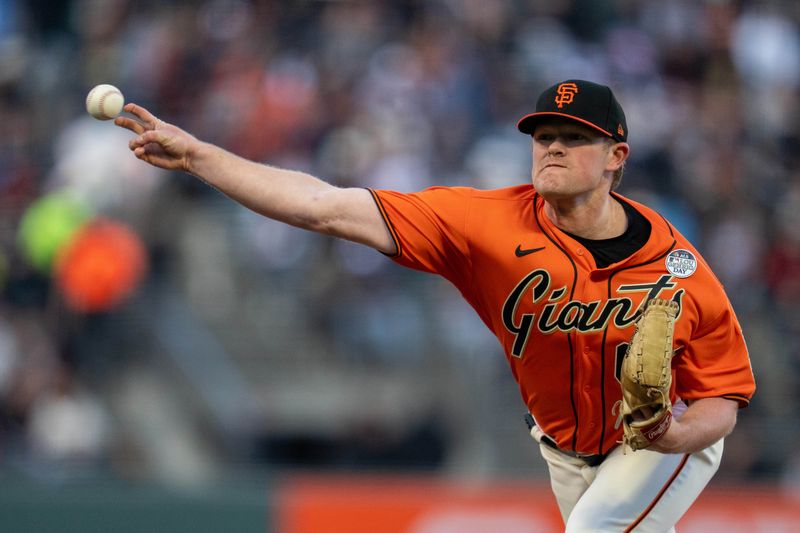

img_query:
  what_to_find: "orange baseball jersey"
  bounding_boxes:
[369,184,755,456]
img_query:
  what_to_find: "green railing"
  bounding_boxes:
[0,476,269,533]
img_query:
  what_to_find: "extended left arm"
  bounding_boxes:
[649,397,738,454]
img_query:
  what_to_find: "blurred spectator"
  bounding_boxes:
[26,364,111,466]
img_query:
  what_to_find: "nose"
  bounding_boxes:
[547,140,565,156]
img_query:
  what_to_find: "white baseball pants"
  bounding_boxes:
[533,431,723,532]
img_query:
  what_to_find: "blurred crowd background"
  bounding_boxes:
[1,0,799,500]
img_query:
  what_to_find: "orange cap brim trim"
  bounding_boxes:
[517,112,614,139]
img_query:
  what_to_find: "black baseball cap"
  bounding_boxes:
[517,80,628,142]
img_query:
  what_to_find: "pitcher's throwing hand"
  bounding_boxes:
[115,104,198,173]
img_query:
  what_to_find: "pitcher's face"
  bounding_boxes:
[531,119,623,200]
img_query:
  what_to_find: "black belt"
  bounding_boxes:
[525,413,607,467]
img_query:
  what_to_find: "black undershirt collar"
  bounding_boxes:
[565,199,652,269]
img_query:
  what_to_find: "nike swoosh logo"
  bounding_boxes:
[515,245,545,257]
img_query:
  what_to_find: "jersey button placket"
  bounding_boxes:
[579,345,597,440]
[573,272,597,451]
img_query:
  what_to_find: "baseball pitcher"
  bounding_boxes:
[116,79,755,532]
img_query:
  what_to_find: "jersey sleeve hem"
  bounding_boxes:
[683,394,752,409]
[721,394,751,408]
[367,188,401,258]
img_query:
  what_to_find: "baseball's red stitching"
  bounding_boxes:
[98,91,108,118]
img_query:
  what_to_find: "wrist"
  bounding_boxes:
[649,417,682,453]
[640,409,673,445]
[184,139,210,176]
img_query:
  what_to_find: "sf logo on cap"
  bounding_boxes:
[554,82,579,108]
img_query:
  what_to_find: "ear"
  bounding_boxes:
[606,142,630,173]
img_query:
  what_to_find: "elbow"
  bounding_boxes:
[723,406,738,438]
[298,186,359,239]
[714,397,739,439]
[699,400,738,452]
[300,204,339,236]
[290,188,337,234]
[700,399,738,448]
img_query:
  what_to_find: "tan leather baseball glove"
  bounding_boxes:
[620,298,679,451]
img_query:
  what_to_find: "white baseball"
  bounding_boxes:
[85,84,125,120]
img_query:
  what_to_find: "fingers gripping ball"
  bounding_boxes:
[620,298,679,451]
[86,84,125,120]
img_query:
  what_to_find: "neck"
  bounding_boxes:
[543,191,627,240]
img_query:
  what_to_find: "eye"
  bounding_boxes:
[534,133,555,142]
[566,132,587,142]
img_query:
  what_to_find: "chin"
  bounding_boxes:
[533,178,569,198]
[537,189,577,202]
